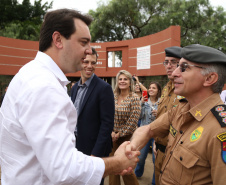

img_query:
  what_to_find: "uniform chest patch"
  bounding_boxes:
[211,105,226,127]
[170,124,177,137]
[217,132,226,164]
[190,126,204,142]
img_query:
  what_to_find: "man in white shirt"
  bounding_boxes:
[0,9,139,185]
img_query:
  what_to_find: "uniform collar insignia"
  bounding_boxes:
[195,110,202,117]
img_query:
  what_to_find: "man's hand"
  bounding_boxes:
[114,141,140,175]
[103,126,153,177]
[125,125,153,160]
[103,141,140,177]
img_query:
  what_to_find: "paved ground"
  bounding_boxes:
[104,152,154,185]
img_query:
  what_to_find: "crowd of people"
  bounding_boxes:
[0,8,226,185]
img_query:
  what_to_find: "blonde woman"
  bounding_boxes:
[109,70,141,185]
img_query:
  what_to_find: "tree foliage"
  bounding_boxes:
[0,0,52,41]
[89,0,226,52]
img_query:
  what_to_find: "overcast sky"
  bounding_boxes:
[18,0,225,13]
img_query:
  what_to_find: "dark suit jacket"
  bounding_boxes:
[71,74,115,157]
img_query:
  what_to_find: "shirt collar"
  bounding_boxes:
[35,51,70,86]
[78,73,95,87]
[189,93,222,121]
[169,80,174,89]
[148,97,160,106]
[165,80,174,91]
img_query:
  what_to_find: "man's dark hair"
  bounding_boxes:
[91,47,99,62]
[39,9,93,52]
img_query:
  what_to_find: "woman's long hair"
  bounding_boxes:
[148,82,162,101]
[114,70,134,95]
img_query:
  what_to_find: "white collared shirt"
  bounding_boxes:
[0,51,105,185]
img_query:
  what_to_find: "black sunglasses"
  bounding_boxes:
[177,63,206,72]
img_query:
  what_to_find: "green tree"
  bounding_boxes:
[89,0,226,52]
[89,0,170,41]
[165,0,226,51]
[0,22,41,40]
[0,0,52,41]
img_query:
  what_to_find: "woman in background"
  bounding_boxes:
[109,70,141,185]
[135,82,162,185]
[133,75,147,99]
[133,75,147,127]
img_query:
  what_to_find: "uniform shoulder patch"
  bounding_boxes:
[178,96,187,102]
[179,98,187,102]
[217,132,226,164]
[211,105,226,127]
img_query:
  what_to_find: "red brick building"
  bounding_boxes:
[0,26,181,94]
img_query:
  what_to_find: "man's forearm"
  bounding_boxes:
[103,156,121,177]
[130,124,153,151]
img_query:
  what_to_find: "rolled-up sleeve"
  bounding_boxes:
[149,107,174,138]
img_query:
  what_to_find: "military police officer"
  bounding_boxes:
[154,46,182,185]
[128,44,226,184]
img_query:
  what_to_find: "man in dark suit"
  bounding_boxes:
[71,47,115,185]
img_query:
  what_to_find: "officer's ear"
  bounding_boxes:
[203,72,218,87]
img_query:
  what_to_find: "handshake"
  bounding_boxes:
[103,141,141,177]
[103,124,152,177]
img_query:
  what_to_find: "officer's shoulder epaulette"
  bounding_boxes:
[211,105,226,127]
[178,96,187,102]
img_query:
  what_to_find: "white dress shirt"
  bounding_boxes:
[0,51,105,185]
